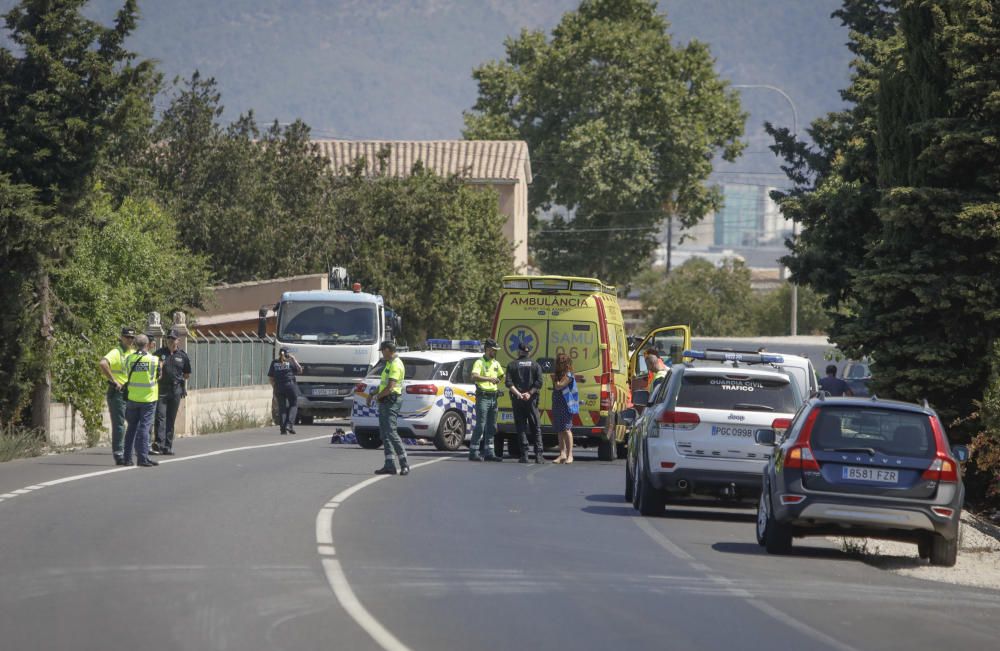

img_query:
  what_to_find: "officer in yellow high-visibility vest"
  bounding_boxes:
[368,341,410,476]
[122,334,161,467]
[98,326,136,465]
[469,338,505,462]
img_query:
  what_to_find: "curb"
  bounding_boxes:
[963,510,1000,544]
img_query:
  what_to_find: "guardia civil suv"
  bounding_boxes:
[625,350,803,515]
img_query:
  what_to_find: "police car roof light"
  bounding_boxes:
[682,349,785,364]
[426,338,481,352]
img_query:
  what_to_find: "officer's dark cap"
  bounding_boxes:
[120,326,136,337]
[483,338,500,350]
[517,342,531,353]
[379,341,397,352]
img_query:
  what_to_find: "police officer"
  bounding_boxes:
[98,326,136,465]
[268,348,302,435]
[123,334,161,467]
[369,341,409,476]
[152,329,191,455]
[505,342,545,464]
[469,338,505,462]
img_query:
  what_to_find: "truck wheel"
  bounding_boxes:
[433,411,465,451]
[929,533,958,567]
[597,438,615,461]
[357,431,382,449]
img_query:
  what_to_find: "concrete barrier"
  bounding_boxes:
[47,385,274,447]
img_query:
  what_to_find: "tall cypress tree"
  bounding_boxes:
[0,1,150,429]
[838,0,1000,430]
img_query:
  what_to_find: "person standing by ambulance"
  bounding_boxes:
[123,334,161,467]
[505,342,545,463]
[98,326,136,465]
[469,338,505,462]
[152,329,191,455]
[369,341,410,475]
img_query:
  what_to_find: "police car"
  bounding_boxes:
[351,340,482,451]
[624,349,804,515]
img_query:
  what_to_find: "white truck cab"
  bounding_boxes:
[259,270,401,423]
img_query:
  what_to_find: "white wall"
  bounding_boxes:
[47,385,274,447]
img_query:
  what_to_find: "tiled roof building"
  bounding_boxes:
[315,140,532,269]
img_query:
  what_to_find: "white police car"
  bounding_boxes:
[625,349,804,515]
[351,340,482,451]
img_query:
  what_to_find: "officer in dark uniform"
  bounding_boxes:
[268,348,302,435]
[505,342,545,464]
[152,329,191,455]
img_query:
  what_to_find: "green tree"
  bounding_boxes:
[464,0,746,285]
[334,156,514,342]
[635,259,755,336]
[148,73,341,283]
[50,190,210,435]
[837,0,1000,429]
[752,283,832,336]
[0,0,151,429]
[770,0,1000,440]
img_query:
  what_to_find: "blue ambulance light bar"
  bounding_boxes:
[426,339,482,352]
[683,349,785,364]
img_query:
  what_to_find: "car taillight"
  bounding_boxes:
[921,457,958,483]
[784,409,820,471]
[923,416,959,483]
[406,384,437,395]
[931,506,955,518]
[779,494,805,505]
[656,411,700,429]
[354,383,367,393]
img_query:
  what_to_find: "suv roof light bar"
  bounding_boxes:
[425,339,482,352]
[683,349,785,365]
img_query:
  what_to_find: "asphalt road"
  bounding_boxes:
[2,425,999,651]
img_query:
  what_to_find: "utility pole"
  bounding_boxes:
[666,215,673,274]
[733,84,800,335]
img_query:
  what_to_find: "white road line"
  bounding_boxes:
[315,456,450,651]
[632,514,860,651]
[631,516,695,561]
[0,435,329,502]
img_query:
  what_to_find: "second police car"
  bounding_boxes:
[624,349,804,515]
[351,340,482,451]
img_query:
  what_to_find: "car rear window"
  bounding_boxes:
[808,407,935,458]
[366,358,438,380]
[676,374,799,412]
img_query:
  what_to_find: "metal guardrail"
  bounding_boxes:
[186,332,274,390]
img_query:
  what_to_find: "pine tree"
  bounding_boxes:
[0,0,150,429]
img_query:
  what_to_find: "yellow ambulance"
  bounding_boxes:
[492,275,631,461]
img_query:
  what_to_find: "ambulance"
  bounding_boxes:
[492,275,637,461]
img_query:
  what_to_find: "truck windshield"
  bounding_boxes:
[278,301,377,344]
